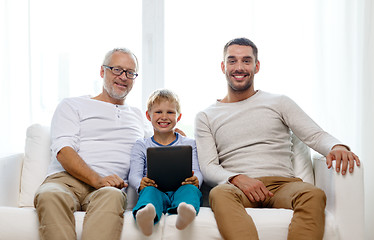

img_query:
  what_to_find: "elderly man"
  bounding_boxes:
[34,48,151,240]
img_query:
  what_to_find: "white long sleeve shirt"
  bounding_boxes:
[47,95,152,180]
[195,90,342,187]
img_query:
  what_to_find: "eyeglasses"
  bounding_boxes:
[103,65,138,79]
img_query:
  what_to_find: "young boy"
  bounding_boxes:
[128,89,203,236]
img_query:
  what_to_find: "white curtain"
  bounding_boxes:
[361,1,374,239]
[313,0,363,150]
[0,0,142,156]
[314,1,374,237]
[0,0,31,156]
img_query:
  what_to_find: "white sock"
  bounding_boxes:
[136,204,156,236]
[176,202,196,230]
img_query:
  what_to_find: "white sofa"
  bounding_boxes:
[0,124,365,240]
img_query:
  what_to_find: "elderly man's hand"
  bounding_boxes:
[94,174,127,189]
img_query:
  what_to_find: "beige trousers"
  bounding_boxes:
[34,172,127,240]
[209,177,326,240]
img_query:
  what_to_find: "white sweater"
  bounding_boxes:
[194,90,341,186]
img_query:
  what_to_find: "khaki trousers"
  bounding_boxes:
[34,172,127,240]
[209,177,326,240]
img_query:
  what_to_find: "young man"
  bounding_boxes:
[194,38,360,240]
[34,48,152,240]
[128,89,203,236]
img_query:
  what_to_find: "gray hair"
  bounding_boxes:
[102,48,139,72]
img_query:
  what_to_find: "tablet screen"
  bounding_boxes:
[147,145,192,192]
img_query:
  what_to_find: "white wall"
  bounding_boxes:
[362,1,374,238]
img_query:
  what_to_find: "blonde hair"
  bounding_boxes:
[147,89,181,114]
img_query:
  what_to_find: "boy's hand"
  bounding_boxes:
[182,171,199,188]
[139,177,157,191]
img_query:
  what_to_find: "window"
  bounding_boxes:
[29,0,143,125]
[164,0,317,136]
[0,0,142,155]
[0,0,365,156]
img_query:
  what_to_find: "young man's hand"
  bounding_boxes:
[182,171,199,188]
[139,177,157,191]
[230,174,273,202]
[326,145,360,175]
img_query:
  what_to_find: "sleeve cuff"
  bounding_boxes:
[331,144,351,151]
[226,174,240,185]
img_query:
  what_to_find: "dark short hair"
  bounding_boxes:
[223,38,258,62]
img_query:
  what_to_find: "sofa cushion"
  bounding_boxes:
[291,134,314,184]
[0,206,339,240]
[162,208,294,239]
[19,124,51,207]
[158,207,339,240]
[0,207,39,240]
[0,207,164,240]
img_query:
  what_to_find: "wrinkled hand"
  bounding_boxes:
[139,177,157,191]
[182,171,199,188]
[94,174,127,189]
[230,174,273,202]
[326,145,360,175]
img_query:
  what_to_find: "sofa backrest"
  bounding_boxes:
[18,124,140,209]
[290,134,314,184]
[18,124,314,208]
[19,124,51,207]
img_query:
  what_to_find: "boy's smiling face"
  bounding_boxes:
[146,100,182,134]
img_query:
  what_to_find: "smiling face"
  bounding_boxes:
[221,44,260,95]
[146,100,181,135]
[100,51,137,104]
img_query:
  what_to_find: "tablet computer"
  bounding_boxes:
[147,145,192,192]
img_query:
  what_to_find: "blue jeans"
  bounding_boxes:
[133,184,202,224]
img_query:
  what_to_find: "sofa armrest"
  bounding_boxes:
[0,153,24,207]
[313,154,364,240]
